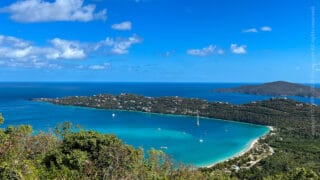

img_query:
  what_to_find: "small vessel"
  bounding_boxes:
[196,111,200,127]
[199,139,204,143]
[160,146,168,150]
[112,113,116,118]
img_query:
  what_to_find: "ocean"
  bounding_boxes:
[0,82,316,167]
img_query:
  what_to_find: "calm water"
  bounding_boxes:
[0,82,316,166]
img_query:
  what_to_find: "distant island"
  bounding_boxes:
[215,81,320,98]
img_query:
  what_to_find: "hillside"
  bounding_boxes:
[216,81,320,97]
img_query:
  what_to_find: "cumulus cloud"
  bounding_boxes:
[242,28,258,33]
[0,34,142,69]
[0,35,35,60]
[230,44,247,54]
[187,45,217,56]
[97,35,143,55]
[0,35,86,60]
[111,21,132,31]
[0,35,87,68]
[261,26,272,32]
[0,0,107,23]
[47,38,86,59]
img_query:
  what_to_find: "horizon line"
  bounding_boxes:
[0,80,313,84]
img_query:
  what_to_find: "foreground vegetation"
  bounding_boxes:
[1,94,320,179]
[0,118,209,179]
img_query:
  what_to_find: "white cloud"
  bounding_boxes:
[242,28,258,33]
[0,35,86,68]
[0,0,107,23]
[261,26,272,32]
[0,34,142,69]
[89,65,105,70]
[98,35,143,55]
[47,38,86,59]
[111,21,132,31]
[230,44,247,54]
[187,45,217,56]
[0,35,35,59]
[89,63,111,70]
[242,26,272,33]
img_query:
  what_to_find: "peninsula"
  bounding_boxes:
[34,93,319,137]
[215,81,320,98]
[30,94,320,178]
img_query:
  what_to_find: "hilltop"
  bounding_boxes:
[216,81,320,97]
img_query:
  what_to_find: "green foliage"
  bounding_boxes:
[0,120,216,179]
[288,167,319,180]
[0,114,3,124]
[0,125,42,179]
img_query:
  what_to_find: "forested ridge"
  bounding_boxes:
[216,81,320,98]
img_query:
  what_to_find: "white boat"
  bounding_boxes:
[160,146,168,150]
[196,111,200,126]
[199,139,204,143]
[112,113,116,118]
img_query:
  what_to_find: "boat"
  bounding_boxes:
[196,111,200,126]
[160,146,168,150]
[112,113,115,118]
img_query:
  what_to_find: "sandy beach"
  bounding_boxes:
[204,126,273,168]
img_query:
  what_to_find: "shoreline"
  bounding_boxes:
[37,101,269,129]
[203,126,273,168]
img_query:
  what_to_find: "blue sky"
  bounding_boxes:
[0,0,317,82]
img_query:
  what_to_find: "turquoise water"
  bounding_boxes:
[0,83,276,166]
[1,99,269,167]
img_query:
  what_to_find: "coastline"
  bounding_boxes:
[203,126,273,168]
[38,101,269,129]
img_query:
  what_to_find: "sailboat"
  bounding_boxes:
[196,111,200,127]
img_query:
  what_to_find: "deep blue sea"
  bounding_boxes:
[0,82,318,167]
